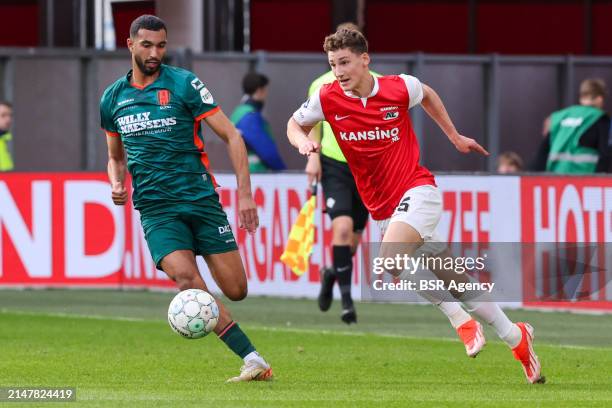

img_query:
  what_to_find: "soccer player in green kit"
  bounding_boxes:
[100,15,272,383]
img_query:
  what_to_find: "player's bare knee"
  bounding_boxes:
[333,227,353,245]
[225,283,248,301]
[176,279,194,291]
[175,274,199,291]
[232,286,248,301]
[338,229,352,243]
[332,216,354,245]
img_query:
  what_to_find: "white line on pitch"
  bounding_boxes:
[0,308,608,350]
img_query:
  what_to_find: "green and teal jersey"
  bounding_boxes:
[100,64,220,211]
[547,105,605,174]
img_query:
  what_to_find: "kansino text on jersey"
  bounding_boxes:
[371,279,495,293]
[339,127,399,141]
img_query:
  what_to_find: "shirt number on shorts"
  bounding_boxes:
[396,197,410,213]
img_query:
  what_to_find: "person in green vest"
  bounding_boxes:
[532,78,611,173]
[0,101,14,171]
[305,22,380,325]
[230,72,286,173]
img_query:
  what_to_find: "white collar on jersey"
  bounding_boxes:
[343,75,379,107]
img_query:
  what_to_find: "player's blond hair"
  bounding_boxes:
[323,28,368,55]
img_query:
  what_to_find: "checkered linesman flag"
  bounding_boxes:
[280,183,318,276]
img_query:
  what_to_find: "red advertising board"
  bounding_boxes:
[521,177,612,311]
[1,173,610,312]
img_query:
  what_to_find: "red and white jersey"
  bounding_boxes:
[293,74,436,220]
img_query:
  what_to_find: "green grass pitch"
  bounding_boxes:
[1,289,611,407]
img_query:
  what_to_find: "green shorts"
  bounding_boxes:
[139,195,238,269]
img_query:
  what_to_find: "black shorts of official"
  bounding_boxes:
[320,154,369,232]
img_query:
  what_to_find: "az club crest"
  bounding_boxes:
[383,111,399,121]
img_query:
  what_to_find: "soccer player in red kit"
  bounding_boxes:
[287,28,544,384]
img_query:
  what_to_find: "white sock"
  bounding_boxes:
[417,288,472,329]
[501,324,522,349]
[244,351,267,366]
[401,267,472,330]
[437,301,472,329]
[462,300,521,348]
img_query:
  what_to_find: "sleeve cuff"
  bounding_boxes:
[195,106,221,122]
[103,129,120,137]
[292,110,312,127]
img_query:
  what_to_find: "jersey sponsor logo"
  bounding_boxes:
[383,111,399,121]
[191,78,204,90]
[339,127,400,142]
[116,112,177,135]
[335,114,350,121]
[380,106,398,111]
[157,89,170,106]
[117,98,134,106]
[560,117,584,128]
[200,88,214,104]
[191,77,214,105]
[218,224,232,235]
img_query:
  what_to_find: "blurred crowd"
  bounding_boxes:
[1,71,610,176]
[0,101,13,172]
[227,72,612,176]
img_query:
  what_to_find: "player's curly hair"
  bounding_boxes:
[323,29,368,55]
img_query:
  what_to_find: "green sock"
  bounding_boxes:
[217,322,256,359]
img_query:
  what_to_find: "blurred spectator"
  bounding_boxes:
[497,151,523,174]
[0,101,14,171]
[531,78,611,173]
[230,72,286,173]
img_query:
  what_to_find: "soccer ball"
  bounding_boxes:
[167,289,219,339]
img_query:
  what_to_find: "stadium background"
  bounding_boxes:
[0,1,611,405]
[3,0,612,172]
[0,0,609,312]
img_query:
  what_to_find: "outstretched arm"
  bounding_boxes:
[421,84,489,156]
[205,109,258,234]
[305,124,323,184]
[106,134,128,205]
[288,87,325,157]
[287,117,319,156]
